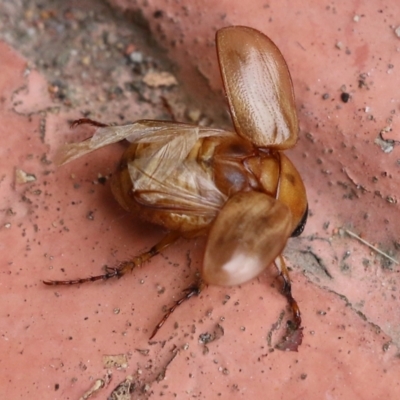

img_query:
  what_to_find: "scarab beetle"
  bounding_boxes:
[44,26,308,351]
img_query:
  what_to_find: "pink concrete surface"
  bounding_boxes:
[1,0,400,399]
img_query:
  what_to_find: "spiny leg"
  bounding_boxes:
[43,231,180,286]
[150,279,206,340]
[274,255,301,329]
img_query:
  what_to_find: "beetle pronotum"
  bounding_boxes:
[44,26,308,351]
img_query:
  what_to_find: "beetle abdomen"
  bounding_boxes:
[110,133,301,237]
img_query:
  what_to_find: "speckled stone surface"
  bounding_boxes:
[1,1,400,399]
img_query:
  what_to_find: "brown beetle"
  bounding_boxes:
[44,26,308,351]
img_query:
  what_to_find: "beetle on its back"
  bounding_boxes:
[44,26,308,351]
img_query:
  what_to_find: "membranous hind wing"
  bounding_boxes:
[126,123,230,217]
[56,120,223,165]
[57,120,230,218]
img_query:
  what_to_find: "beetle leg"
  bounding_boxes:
[70,118,109,129]
[274,255,301,329]
[43,231,180,286]
[149,279,206,340]
[273,255,304,351]
[160,96,177,121]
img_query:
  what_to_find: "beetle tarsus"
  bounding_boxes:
[70,118,109,129]
[273,255,303,350]
[274,255,302,329]
[149,280,206,340]
[42,262,133,286]
[160,96,177,121]
[43,232,181,287]
[281,278,302,329]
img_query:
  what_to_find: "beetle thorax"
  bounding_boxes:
[198,135,282,199]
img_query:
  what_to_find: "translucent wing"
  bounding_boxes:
[216,26,298,149]
[56,120,231,217]
[202,192,292,286]
[55,120,228,165]
[128,128,229,216]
